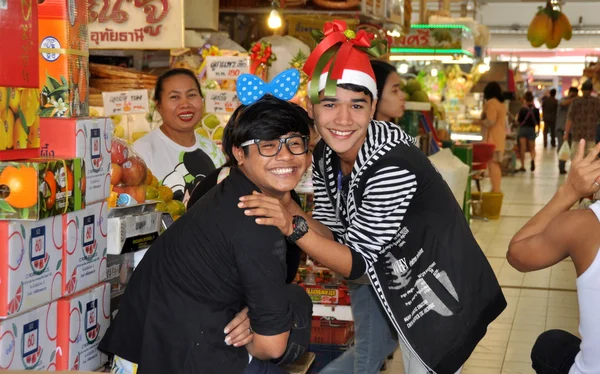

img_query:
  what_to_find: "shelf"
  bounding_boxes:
[405,101,431,111]
[312,303,353,321]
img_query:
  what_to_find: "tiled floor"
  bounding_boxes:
[383,141,579,374]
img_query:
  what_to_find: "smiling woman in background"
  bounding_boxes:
[133,68,225,204]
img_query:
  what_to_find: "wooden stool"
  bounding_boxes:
[282,352,316,374]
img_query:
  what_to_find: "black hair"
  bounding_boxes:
[524,91,534,103]
[370,60,398,115]
[483,81,505,103]
[550,88,557,97]
[337,83,374,103]
[153,68,203,103]
[568,86,579,94]
[222,95,311,167]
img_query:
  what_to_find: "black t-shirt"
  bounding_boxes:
[518,105,541,128]
[99,167,292,374]
[188,166,302,284]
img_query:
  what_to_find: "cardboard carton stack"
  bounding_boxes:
[0,0,111,371]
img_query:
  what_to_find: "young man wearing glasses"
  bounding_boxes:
[100,93,313,374]
[239,22,506,374]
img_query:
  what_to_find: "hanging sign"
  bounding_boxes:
[206,56,250,80]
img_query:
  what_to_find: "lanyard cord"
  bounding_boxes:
[335,170,342,223]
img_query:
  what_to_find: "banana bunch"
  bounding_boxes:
[527,5,572,49]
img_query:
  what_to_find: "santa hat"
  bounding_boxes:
[303,20,387,103]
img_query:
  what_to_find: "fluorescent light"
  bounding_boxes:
[389,48,473,56]
[477,63,490,73]
[389,55,473,64]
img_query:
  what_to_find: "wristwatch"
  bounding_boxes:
[286,215,309,243]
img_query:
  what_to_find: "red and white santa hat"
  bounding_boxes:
[303,21,384,103]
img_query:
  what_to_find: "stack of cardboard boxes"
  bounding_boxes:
[0,0,112,370]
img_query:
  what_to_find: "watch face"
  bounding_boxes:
[296,216,308,233]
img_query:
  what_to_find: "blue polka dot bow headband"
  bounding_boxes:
[236,69,300,105]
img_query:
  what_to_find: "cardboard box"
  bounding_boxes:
[107,211,161,255]
[57,283,110,371]
[106,253,134,297]
[0,301,58,370]
[0,217,63,319]
[0,0,39,88]
[62,202,108,296]
[38,0,89,118]
[39,117,112,205]
[0,87,41,161]
[0,158,84,220]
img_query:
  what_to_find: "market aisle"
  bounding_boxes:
[383,142,579,374]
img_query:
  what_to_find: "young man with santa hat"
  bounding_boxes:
[238,21,506,374]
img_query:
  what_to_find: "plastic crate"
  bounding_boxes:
[308,339,354,374]
[311,317,354,345]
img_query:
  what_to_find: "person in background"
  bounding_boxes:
[542,88,558,148]
[133,68,226,204]
[370,60,406,123]
[99,94,314,374]
[517,91,540,172]
[556,87,578,175]
[477,81,507,192]
[564,80,600,156]
[507,140,600,374]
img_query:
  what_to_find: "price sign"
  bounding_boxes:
[206,56,250,80]
[102,90,149,115]
[205,90,241,115]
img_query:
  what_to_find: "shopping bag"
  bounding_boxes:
[558,142,571,161]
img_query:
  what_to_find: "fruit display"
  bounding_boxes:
[62,202,108,297]
[527,1,572,49]
[0,87,41,155]
[196,113,225,143]
[0,158,85,220]
[56,283,110,371]
[0,217,63,318]
[109,138,148,206]
[154,185,185,220]
[38,0,89,118]
[403,78,431,103]
[0,302,58,370]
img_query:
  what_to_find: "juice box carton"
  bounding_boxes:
[0,87,41,161]
[0,0,39,88]
[62,202,108,296]
[39,117,112,205]
[38,0,89,118]
[57,283,110,371]
[0,301,58,370]
[0,217,63,319]
[0,158,85,220]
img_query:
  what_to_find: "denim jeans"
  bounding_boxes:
[531,330,580,374]
[319,283,400,374]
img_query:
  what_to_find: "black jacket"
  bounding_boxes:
[312,120,506,373]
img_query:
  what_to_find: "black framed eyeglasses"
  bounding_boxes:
[240,135,309,157]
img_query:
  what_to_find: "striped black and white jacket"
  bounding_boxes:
[312,120,506,374]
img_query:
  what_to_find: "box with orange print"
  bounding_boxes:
[56,283,110,371]
[62,202,108,298]
[38,0,89,118]
[0,158,85,220]
[39,117,111,205]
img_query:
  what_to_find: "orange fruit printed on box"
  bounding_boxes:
[0,87,41,160]
[62,202,108,297]
[0,302,58,370]
[56,283,110,371]
[38,0,89,118]
[0,217,63,319]
[0,0,39,88]
[0,158,84,220]
[40,117,112,205]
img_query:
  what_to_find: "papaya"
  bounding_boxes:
[545,23,562,49]
[555,12,572,41]
[528,12,552,48]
